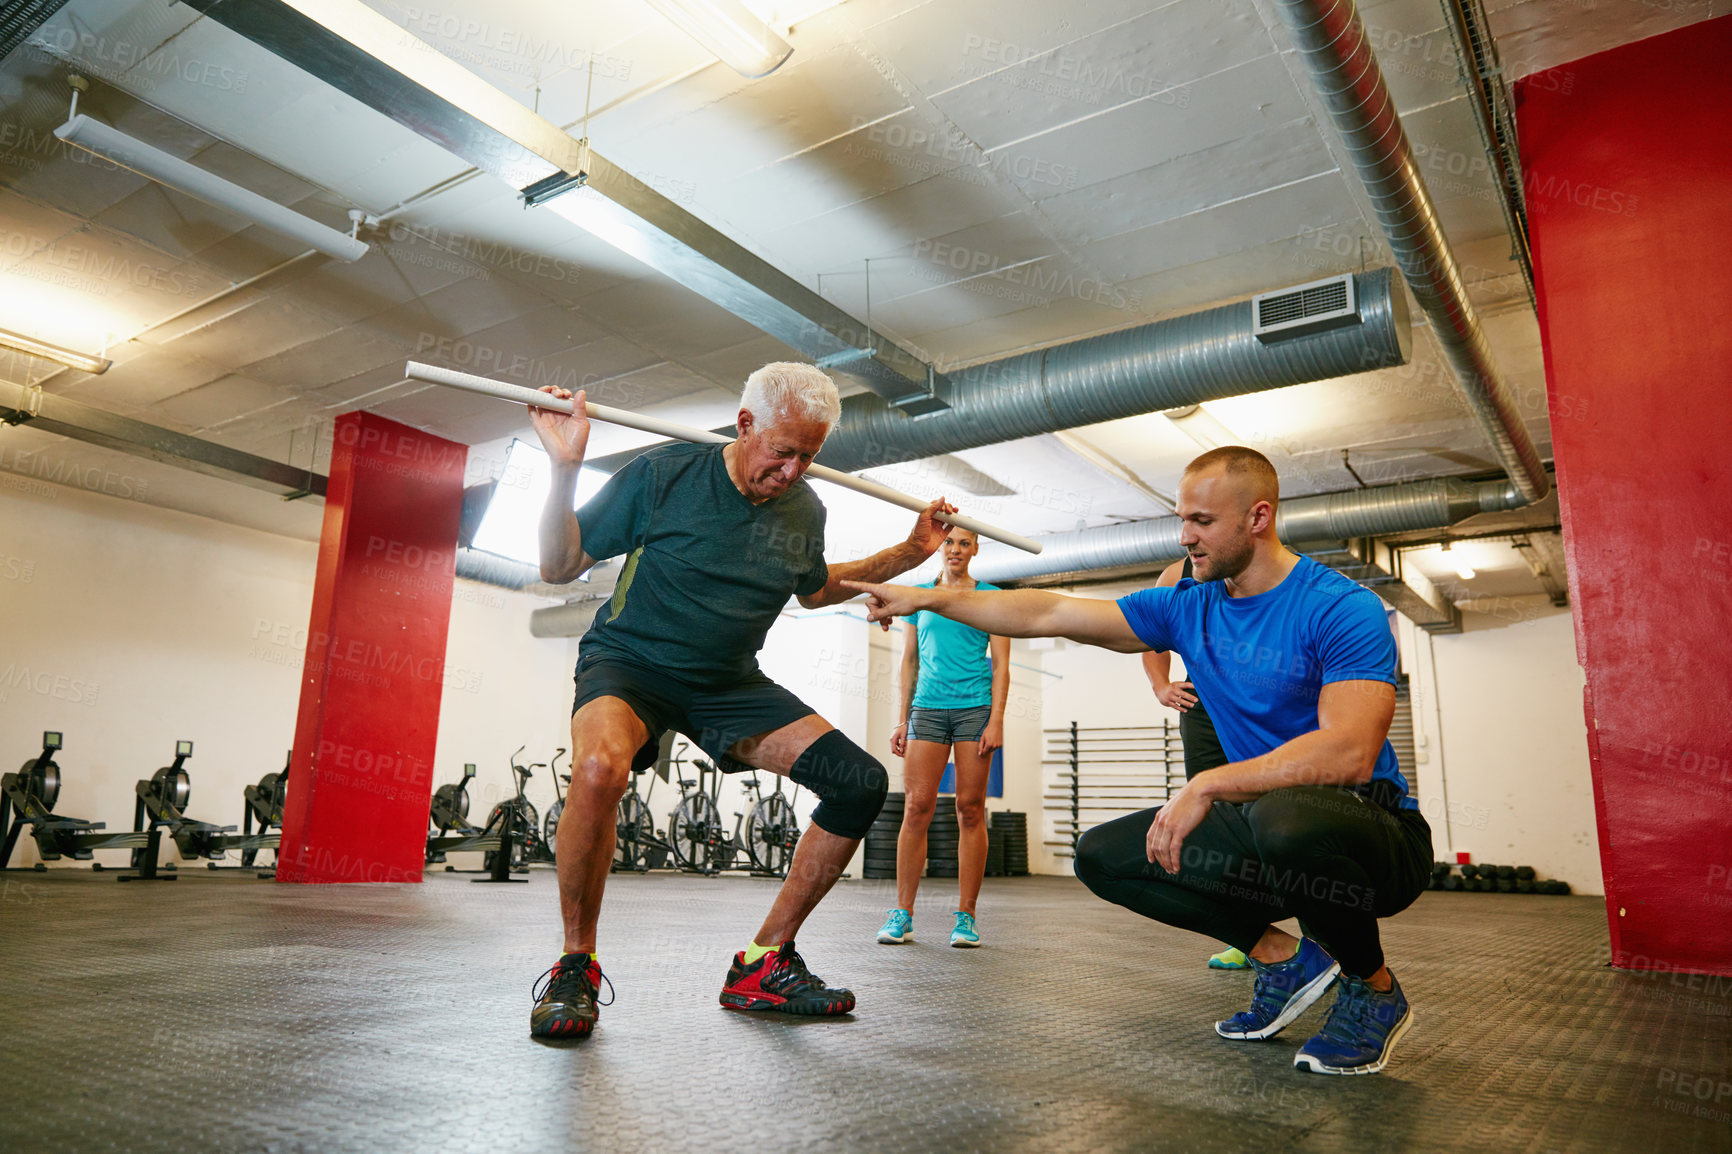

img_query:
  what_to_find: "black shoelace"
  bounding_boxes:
[533,959,615,1007]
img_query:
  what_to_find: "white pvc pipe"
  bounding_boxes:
[404,361,1042,555]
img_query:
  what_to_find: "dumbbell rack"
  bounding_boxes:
[1042,721,1188,858]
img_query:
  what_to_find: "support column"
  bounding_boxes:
[1517,16,1732,974]
[278,412,467,883]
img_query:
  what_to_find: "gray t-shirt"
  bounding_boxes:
[575,442,828,684]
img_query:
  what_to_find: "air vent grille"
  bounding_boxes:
[1252,275,1360,343]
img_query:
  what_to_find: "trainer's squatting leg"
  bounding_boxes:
[556,695,650,955]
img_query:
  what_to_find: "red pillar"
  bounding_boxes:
[278,412,467,883]
[1517,16,1732,974]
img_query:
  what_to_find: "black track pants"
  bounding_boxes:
[1074,786,1433,977]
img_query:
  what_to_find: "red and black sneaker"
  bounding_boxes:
[530,952,611,1039]
[719,940,856,1015]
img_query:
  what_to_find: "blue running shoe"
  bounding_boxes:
[949,911,980,948]
[1294,972,1413,1075]
[876,908,913,944]
[1215,937,1340,1041]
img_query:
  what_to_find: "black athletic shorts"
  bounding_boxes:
[571,656,817,773]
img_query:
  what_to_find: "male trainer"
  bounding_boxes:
[527,362,954,1040]
[849,447,1433,1076]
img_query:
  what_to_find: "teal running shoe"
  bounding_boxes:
[876,908,913,944]
[949,910,981,948]
[1209,947,1251,970]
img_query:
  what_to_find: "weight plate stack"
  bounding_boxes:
[862,792,904,879]
[991,811,1029,876]
[985,826,1006,877]
[926,796,959,878]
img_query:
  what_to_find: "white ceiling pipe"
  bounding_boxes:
[54,114,368,262]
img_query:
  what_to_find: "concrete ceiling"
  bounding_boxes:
[0,0,1722,594]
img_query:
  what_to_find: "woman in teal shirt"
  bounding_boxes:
[877,528,1009,948]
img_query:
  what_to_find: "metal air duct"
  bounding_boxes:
[972,477,1524,584]
[810,268,1411,474]
[1270,0,1549,503]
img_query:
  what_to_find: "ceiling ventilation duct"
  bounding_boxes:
[972,476,1524,585]
[1253,274,1359,342]
[811,267,1409,474]
[1270,0,1549,504]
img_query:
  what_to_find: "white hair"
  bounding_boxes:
[741,362,841,431]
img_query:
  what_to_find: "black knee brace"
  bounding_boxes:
[789,730,887,840]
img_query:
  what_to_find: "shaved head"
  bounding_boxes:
[1181,446,1279,509]
[1176,447,1281,583]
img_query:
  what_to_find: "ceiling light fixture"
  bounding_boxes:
[0,326,111,374]
[1161,404,1242,451]
[642,0,794,78]
[53,78,368,262]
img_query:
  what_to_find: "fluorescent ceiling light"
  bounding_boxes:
[470,439,609,568]
[1454,562,1476,581]
[0,326,110,374]
[54,114,368,262]
[1163,404,1242,451]
[643,0,794,78]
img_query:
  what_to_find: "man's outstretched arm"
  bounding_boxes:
[846,580,1148,653]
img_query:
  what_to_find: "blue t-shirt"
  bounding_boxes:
[911,580,1000,710]
[1116,556,1415,810]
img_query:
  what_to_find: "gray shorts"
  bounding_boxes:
[907,704,991,745]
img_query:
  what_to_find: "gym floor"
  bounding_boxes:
[1,870,1726,1154]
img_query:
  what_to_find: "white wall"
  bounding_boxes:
[0,478,573,869]
[1402,601,1602,893]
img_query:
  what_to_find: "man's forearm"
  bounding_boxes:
[910,586,1071,639]
[807,543,929,608]
[1191,729,1373,803]
[539,464,584,582]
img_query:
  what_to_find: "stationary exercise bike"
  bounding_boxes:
[476,747,541,884]
[537,748,568,863]
[613,735,675,873]
[424,763,502,867]
[1,731,148,870]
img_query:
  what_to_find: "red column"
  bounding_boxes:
[1517,17,1732,974]
[278,412,467,884]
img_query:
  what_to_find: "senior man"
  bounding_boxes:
[525,362,955,1041]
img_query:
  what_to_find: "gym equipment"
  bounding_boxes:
[540,747,569,858]
[861,791,903,880]
[667,755,732,875]
[614,734,676,873]
[121,741,280,882]
[403,360,1043,555]
[991,811,1029,876]
[925,796,959,879]
[1,732,148,870]
[740,774,801,878]
[239,751,290,871]
[424,763,502,867]
[475,747,541,884]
